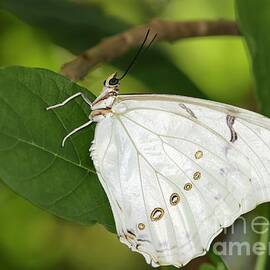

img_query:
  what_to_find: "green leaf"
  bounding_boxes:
[199,247,228,270]
[208,248,227,269]
[0,66,115,232]
[235,0,270,117]
[199,263,216,270]
[0,0,205,98]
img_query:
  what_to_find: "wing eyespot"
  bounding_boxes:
[138,223,145,230]
[195,150,203,159]
[184,183,193,191]
[150,208,165,221]
[170,193,180,206]
[193,171,201,180]
[126,230,136,240]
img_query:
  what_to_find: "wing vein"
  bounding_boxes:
[122,114,240,211]
[122,113,252,182]
[115,116,157,259]
[117,115,203,253]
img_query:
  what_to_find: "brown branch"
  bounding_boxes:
[61,19,240,81]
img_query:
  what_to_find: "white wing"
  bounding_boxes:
[91,94,270,267]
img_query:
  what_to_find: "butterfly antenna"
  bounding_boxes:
[118,29,157,80]
[142,32,158,54]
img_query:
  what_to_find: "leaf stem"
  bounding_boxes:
[208,246,228,270]
[254,205,270,270]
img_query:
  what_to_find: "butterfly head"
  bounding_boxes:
[104,72,120,88]
[91,30,157,113]
[91,72,120,111]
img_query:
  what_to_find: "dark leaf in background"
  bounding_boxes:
[236,1,270,270]
[0,0,205,98]
[236,0,270,117]
[0,0,127,53]
[199,264,216,270]
[0,66,115,232]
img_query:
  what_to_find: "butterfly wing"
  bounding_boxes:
[91,94,270,267]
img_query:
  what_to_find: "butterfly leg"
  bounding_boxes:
[61,119,93,147]
[46,92,92,110]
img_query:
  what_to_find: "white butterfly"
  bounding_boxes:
[47,71,270,267]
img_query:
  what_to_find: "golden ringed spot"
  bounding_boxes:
[150,208,165,221]
[193,171,201,180]
[138,223,145,230]
[195,150,203,159]
[184,183,192,191]
[170,193,180,206]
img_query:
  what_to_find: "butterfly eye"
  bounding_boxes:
[108,77,119,86]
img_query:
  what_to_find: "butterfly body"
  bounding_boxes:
[90,72,119,121]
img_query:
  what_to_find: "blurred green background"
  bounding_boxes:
[0,0,261,269]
